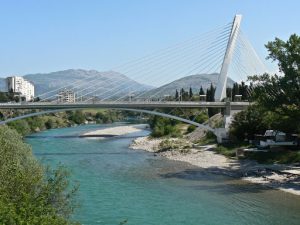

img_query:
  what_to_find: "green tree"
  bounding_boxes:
[189,87,193,99]
[0,126,79,224]
[69,111,86,124]
[8,120,31,136]
[45,118,57,129]
[206,83,215,102]
[206,83,219,117]
[249,34,300,133]
[239,81,249,100]
[175,89,179,101]
[199,86,205,95]
[226,87,232,100]
[232,82,239,101]
[229,105,268,140]
[95,112,111,123]
[149,116,179,137]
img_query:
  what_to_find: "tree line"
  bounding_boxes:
[173,82,251,102]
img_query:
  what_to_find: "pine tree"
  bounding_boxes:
[226,87,232,100]
[199,86,205,95]
[189,87,193,99]
[240,81,248,100]
[232,82,239,101]
[206,83,215,102]
[175,89,179,101]
[206,83,218,117]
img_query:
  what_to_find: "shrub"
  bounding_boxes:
[7,120,31,136]
[229,105,268,141]
[69,111,86,124]
[149,116,180,137]
[187,125,196,133]
[0,126,79,224]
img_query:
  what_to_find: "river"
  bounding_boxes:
[26,124,300,225]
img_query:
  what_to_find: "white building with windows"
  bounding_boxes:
[6,76,35,101]
[57,89,76,103]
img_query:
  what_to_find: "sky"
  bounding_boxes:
[0,0,299,78]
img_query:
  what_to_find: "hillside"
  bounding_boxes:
[25,69,154,98]
[0,69,153,99]
[142,73,235,97]
[0,72,235,100]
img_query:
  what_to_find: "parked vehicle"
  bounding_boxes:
[253,130,299,149]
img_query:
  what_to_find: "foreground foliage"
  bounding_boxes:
[0,126,79,224]
[230,34,300,140]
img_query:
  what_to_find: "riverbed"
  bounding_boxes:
[26,124,300,225]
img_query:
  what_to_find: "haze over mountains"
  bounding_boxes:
[24,69,155,97]
[0,70,235,99]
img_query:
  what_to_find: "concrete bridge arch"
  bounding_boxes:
[0,108,223,139]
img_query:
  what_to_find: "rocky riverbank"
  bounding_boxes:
[130,136,300,196]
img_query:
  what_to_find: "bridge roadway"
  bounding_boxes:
[0,101,250,110]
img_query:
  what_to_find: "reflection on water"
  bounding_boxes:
[27,124,300,225]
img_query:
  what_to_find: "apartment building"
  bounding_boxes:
[6,76,35,101]
[57,89,76,103]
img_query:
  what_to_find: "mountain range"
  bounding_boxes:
[0,69,153,99]
[0,70,235,99]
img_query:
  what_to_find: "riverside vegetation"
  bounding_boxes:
[0,126,79,224]
[0,109,130,136]
[230,34,300,140]
[0,109,142,224]
[226,34,300,162]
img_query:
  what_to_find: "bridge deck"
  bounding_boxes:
[0,101,250,110]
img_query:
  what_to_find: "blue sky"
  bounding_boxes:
[0,0,299,77]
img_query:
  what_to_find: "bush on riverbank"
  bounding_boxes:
[7,113,70,136]
[0,126,79,224]
[149,116,181,138]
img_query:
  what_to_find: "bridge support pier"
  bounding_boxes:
[214,101,232,143]
[225,100,231,116]
[215,128,228,143]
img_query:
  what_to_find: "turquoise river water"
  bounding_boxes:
[26,124,300,225]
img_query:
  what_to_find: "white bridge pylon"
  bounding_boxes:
[215,14,242,101]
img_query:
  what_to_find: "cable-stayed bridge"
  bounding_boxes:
[0,15,268,142]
